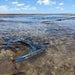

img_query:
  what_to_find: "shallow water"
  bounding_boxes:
[0,15,74,21]
[0,15,75,39]
[55,19,75,30]
[0,15,75,75]
[0,15,75,27]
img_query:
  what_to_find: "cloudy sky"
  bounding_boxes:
[0,0,75,13]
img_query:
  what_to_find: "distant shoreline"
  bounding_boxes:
[0,13,75,16]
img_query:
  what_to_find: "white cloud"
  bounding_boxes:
[0,5,21,12]
[56,7,64,10]
[0,5,36,12]
[37,0,56,5]
[12,1,18,4]
[0,5,8,11]
[21,5,37,10]
[16,3,24,6]
[12,1,24,6]
[72,5,75,7]
[50,1,56,5]
[37,0,43,5]
[43,0,50,5]
[59,2,64,6]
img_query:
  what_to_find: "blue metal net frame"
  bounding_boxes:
[5,37,47,63]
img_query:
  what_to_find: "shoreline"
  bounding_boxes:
[0,13,75,16]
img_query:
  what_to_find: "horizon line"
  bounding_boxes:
[0,13,75,15]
